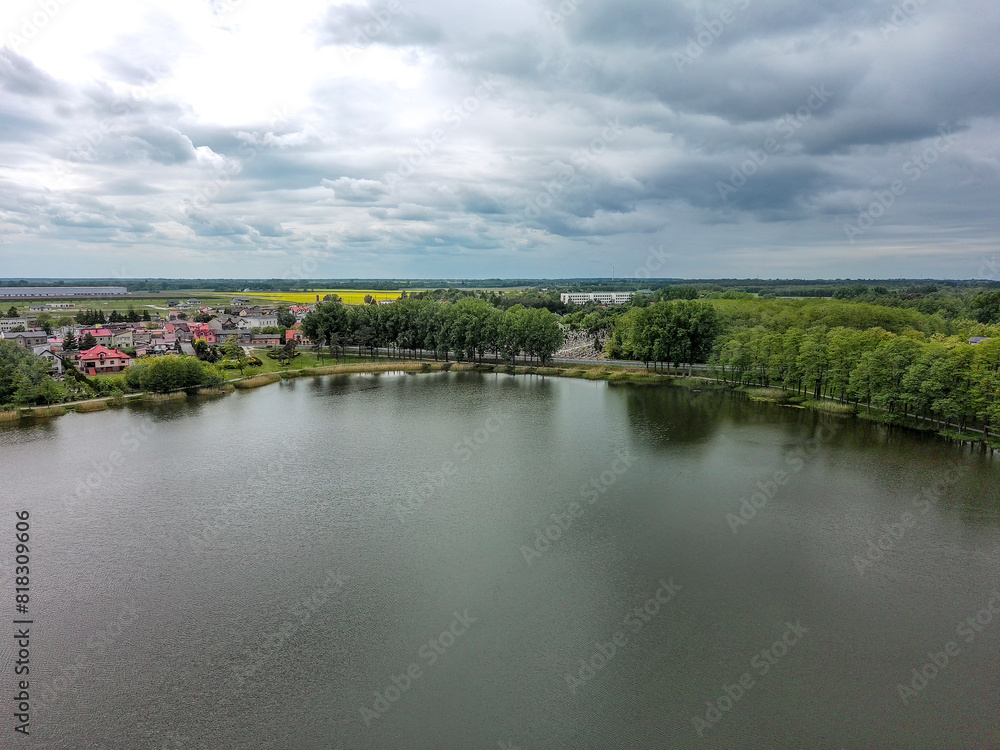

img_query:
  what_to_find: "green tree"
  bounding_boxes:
[79,333,98,350]
[123,356,224,393]
[220,339,248,375]
[276,306,297,328]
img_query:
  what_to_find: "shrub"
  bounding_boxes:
[124,356,225,393]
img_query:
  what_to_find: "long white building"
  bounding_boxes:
[0,286,128,298]
[560,292,634,305]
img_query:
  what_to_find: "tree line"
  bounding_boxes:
[300,298,564,364]
[712,325,1000,437]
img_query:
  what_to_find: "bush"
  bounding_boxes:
[123,356,225,393]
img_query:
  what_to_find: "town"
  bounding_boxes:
[0,292,316,379]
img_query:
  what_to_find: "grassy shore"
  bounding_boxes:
[4,358,997,448]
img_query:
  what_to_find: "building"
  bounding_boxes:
[251,334,282,346]
[0,286,127,298]
[81,328,114,346]
[969,337,990,345]
[236,315,278,330]
[285,326,312,345]
[33,347,65,375]
[559,292,634,305]
[0,318,29,333]
[4,330,48,348]
[77,345,132,375]
[112,330,134,349]
[214,330,253,345]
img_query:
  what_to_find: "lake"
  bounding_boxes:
[1,371,998,749]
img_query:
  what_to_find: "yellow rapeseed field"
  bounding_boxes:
[240,290,410,305]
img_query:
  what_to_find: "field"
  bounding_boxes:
[241,290,409,305]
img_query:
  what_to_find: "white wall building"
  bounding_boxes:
[0,318,29,332]
[560,292,634,306]
[236,315,278,330]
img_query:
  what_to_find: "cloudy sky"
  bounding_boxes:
[1,0,998,280]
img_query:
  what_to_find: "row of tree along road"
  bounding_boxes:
[300,298,564,364]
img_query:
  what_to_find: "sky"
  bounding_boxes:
[0,0,998,280]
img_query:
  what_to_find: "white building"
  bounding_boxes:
[236,315,278,330]
[0,286,127,298]
[0,318,29,333]
[560,292,634,306]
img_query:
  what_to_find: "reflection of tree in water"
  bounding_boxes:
[613,384,853,449]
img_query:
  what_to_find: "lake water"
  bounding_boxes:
[1,372,999,749]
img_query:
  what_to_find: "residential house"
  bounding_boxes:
[165,321,192,340]
[285,325,312,345]
[214,329,252,345]
[969,337,989,345]
[187,323,216,344]
[209,315,239,331]
[81,328,113,346]
[112,330,134,349]
[5,330,49,348]
[32,347,65,375]
[77,345,132,375]
[251,334,282,346]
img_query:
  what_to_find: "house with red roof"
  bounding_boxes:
[77,345,133,375]
[81,328,113,346]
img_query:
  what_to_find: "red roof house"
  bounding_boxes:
[77,345,133,375]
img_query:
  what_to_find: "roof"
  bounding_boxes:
[79,345,131,361]
[82,328,112,336]
[0,286,127,297]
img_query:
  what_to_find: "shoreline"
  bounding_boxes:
[3,359,996,450]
